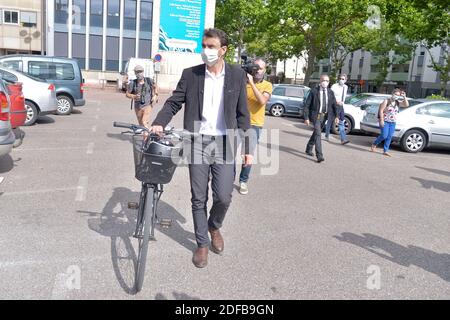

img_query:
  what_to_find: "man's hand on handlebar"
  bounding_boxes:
[150,125,164,136]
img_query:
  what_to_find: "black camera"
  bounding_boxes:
[241,55,260,77]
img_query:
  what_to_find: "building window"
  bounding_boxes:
[106,36,119,71]
[140,0,153,38]
[20,11,37,28]
[124,0,136,33]
[73,0,86,30]
[90,0,103,28]
[89,34,103,70]
[4,10,19,24]
[55,0,69,24]
[107,0,120,29]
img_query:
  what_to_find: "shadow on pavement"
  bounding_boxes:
[80,186,195,295]
[334,232,450,282]
[35,115,56,125]
[260,141,317,163]
[411,177,450,192]
[416,166,450,178]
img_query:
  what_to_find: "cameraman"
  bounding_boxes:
[126,65,158,128]
[239,58,273,195]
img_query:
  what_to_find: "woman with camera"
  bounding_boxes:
[370,89,409,156]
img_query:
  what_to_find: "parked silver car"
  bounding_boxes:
[0,66,58,126]
[0,79,14,157]
[360,100,450,153]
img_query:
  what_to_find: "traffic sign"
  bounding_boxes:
[154,54,162,62]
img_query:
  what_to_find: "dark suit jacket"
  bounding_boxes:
[152,63,250,133]
[304,86,337,122]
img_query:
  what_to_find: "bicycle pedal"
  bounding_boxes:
[158,219,173,228]
[128,202,139,210]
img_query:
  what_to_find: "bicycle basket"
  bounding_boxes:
[132,135,182,184]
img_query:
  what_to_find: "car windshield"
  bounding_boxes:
[345,94,370,104]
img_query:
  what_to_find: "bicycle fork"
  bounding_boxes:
[129,183,172,241]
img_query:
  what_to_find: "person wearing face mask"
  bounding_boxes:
[304,75,339,163]
[149,28,252,268]
[328,74,350,145]
[126,65,158,128]
[370,89,409,156]
[238,58,273,195]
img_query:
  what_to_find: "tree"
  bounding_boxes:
[215,0,267,64]
[389,0,450,95]
[264,0,374,86]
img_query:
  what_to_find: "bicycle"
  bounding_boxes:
[113,121,185,292]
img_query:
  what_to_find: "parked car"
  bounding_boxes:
[5,81,26,147]
[333,93,421,135]
[118,57,155,91]
[0,79,14,158]
[360,100,450,153]
[265,84,310,117]
[0,67,58,126]
[0,55,85,115]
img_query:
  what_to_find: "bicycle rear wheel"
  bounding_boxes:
[135,185,154,292]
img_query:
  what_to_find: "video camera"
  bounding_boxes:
[241,54,260,77]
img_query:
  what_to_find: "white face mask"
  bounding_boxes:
[320,81,329,89]
[339,79,346,86]
[201,48,220,66]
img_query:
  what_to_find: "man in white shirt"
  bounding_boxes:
[327,74,350,145]
[151,28,252,268]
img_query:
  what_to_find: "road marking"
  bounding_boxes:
[96,108,101,112]
[282,122,297,127]
[91,125,97,132]
[1,187,78,196]
[86,142,95,154]
[0,177,4,184]
[75,176,88,202]
[94,115,99,120]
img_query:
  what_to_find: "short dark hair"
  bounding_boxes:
[203,28,229,47]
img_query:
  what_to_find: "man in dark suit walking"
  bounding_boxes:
[304,74,339,163]
[149,28,252,268]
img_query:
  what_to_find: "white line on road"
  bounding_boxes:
[75,176,88,202]
[96,108,101,112]
[91,125,97,132]
[0,177,4,184]
[86,142,95,155]
[1,187,78,196]
[94,115,100,120]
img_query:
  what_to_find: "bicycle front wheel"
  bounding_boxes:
[135,186,155,292]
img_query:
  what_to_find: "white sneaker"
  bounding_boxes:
[239,182,248,195]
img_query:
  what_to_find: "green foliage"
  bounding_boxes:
[426,94,449,101]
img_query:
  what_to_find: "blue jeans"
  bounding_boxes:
[239,126,262,183]
[373,121,396,152]
[325,119,348,142]
[338,120,347,142]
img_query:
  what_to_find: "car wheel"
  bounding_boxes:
[270,104,285,117]
[401,129,427,153]
[331,116,352,134]
[24,101,38,126]
[56,95,73,115]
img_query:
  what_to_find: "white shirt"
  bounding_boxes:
[199,65,227,136]
[319,88,328,113]
[331,83,348,105]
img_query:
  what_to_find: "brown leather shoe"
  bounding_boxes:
[209,228,224,255]
[192,247,208,268]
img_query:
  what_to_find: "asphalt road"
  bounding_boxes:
[0,87,449,300]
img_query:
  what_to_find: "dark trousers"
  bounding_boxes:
[188,136,236,248]
[239,125,262,183]
[306,114,326,158]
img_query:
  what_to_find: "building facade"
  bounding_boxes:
[0,0,44,55]
[311,44,449,98]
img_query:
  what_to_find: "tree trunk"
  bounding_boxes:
[304,50,316,87]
